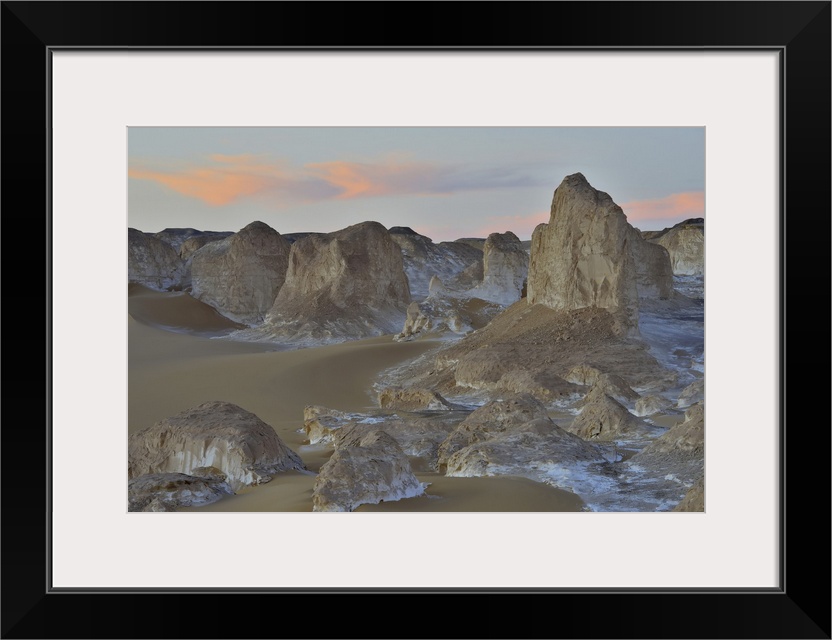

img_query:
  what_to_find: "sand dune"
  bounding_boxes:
[129,283,244,335]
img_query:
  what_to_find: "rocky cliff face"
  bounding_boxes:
[264,221,410,342]
[471,231,529,305]
[178,232,232,262]
[128,228,186,291]
[527,173,673,333]
[189,221,291,325]
[646,218,704,276]
[128,401,305,492]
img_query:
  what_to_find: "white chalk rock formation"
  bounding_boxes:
[647,218,704,276]
[575,373,640,407]
[312,427,426,512]
[565,364,604,386]
[128,401,305,492]
[303,405,355,445]
[444,417,605,481]
[568,387,647,441]
[265,221,410,341]
[389,227,483,300]
[471,231,529,305]
[526,173,673,333]
[437,394,551,467]
[677,378,705,408]
[128,471,233,512]
[128,228,186,291]
[394,276,502,341]
[189,221,291,325]
[634,395,673,417]
[377,386,453,411]
[639,402,704,456]
[178,232,232,262]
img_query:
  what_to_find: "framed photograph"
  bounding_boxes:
[3,2,828,638]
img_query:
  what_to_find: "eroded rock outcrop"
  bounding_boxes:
[389,227,483,300]
[568,387,648,441]
[575,373,640,407]
[264,221,410,342]
[647,218,704,276]
[377,386,453,411]
[178,232,232,262]
[677,378,704,408]
[312,427,426,511]
[526,173,673,334]
[190,221,291,325]
[470,231,529,305]
[128,401,305,492]
[672,475,705,511]
[128,471,233,512]
[128,228,186,291]
[634,395,673,417]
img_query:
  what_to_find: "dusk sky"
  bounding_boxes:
[128,127,704,241]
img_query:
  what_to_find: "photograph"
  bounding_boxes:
[127,126,705,514]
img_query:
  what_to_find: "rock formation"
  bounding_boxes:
[189,221,291,325]
[264,221,410,342]
[394,276,502,341]
[646,218,704,276]
[574,373,640,407]
[634,395,673,417]
[677,378,704,408]
[128,471,233,512]
[178,231,232,262]
[470,231,529,305]
[312,427,426,512]
[128,401,305,492]
[672,475,705,511]
[128,228,186,291]
[526,173,673,334]
[389,227,483,300]
[638,402,704,456]
[377,386,454,411]
[568,387,648,441]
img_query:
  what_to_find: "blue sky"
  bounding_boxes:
[129,127,704,241]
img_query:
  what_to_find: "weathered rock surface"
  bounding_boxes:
[389,227,483,300]
[437,394,551,467]
[444,418,606,485]
[312,427,426,512]
[568,388,649,441]
[303,405,355,445]
[128,228,186,291]
[128,472,233,512]
[526,173,673,333]
[672,475,705,511]
[677,378,705,408]
[639,402,704,456]
[128,401,305,492]
[377,386,453,411]
[634,394,673,417]
[647,218,704,276]
[454,237,486,251]
[263,221,410,342]
[565,364,604,386]
[470,231,529,305]
[152,228,205,252]
[394,276,502,341]
[178,231,233,262]
[190,221,291,325]
[575,373,640,407]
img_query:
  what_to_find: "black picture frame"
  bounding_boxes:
[2,2,829,638]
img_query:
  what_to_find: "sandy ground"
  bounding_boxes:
[130,287,585,512]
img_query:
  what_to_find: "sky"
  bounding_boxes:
[128,127,704,242]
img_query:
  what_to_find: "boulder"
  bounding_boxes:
[128,401,305,492]
[470,231,529,305]
[128,228,186,291]
[526,173,673,333]
[303,405,355,445]
[312,427,426,512]
[265,221,410,341]
[128,472,233,512]
[565,364,604,386]
[190,221,291,325]
[575,373,640,407]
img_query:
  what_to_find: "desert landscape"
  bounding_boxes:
[128,158,704,513]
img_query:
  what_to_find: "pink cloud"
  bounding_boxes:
[305,159,443,199]
[619,191,704,222]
